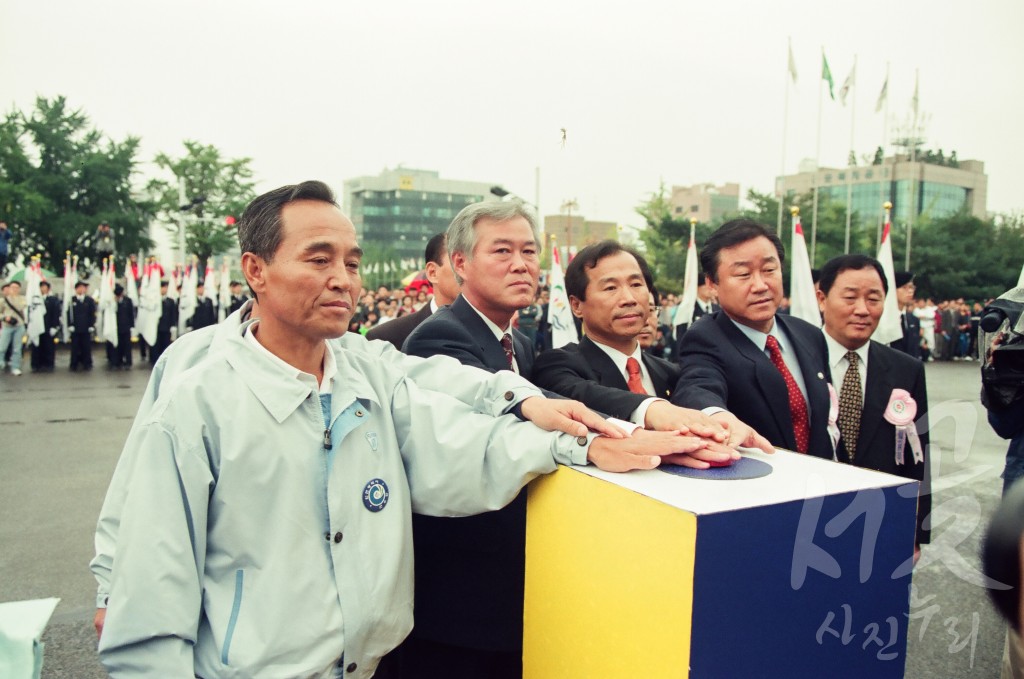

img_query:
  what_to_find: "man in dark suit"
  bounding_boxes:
[68,280,97,371]
[818,254,930,553]
[227,281,250,315]
[673,218,834,458]
[889,271,922,359]
[111,284,134,369]
[188,282,217,330]
[533,240,758,457]
[401,204,720,678]
[31,280,62,372]
[367,233,459,350]
[672,277,719,360]
[151,281,178,366]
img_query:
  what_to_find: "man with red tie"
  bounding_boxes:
[672,219,835,458]
[532,240,768,454]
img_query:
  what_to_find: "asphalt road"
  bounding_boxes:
[0,352,1013,678]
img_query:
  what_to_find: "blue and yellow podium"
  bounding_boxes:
[523,450,919,678]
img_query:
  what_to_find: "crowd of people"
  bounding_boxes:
[79,182,975,678]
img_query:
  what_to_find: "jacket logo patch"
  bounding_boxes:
[365,432,379,452]
[362,478,389,512]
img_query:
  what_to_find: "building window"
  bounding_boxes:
[825,174,832,183]
[674,206,682,214]
[838,172,845,181]
[690,205,699,212]
[865,170,873,179]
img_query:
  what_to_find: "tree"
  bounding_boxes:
[145,141,256,272]
[912,211,1024,301]
[634,183,717,294]
[0,96,153,272]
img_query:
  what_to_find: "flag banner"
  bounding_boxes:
[787,41,798,83]
[874,214,904,344]
[548,246,579,349]
[875,76,888,113]
[100,260,118,347]
[140,262,162,345]
[911,72,919,117]
[204,263,218,303]
[218,258,231,322]
[839,62,856,106]
[822,52,835,100]
[125,259,139,338]
[24,259,45,345]
[675,223,699,327]
[61,253,74,342]
[178,263,198,334]
[789,215,821,327]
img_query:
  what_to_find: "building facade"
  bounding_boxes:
[776,156,987,226]
[543,214,618,250]
[669,183,741,224]
[343,168,497,266]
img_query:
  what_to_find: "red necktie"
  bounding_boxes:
[500,333,514,370]
[625,357,647,395]
[765,335,810,453]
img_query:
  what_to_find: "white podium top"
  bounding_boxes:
[572,449,913,515]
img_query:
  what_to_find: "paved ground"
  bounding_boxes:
[0,352,1012,677]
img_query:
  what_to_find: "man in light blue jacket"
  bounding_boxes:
[97,181,697,678]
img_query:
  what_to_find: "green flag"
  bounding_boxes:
[821,52,835,100]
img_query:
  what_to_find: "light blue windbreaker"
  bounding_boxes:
[91,302,545,608]
[98,319,589,678]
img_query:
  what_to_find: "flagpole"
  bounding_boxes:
[844,54,857,254]
[777,37,795,236]
[877,62,890,247]
[811,46,825,266]
[906,68,920,270]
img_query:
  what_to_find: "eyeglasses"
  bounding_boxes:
[651,305,663,314]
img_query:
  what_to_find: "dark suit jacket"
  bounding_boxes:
[673,301,719,360]
[401,295,535,652]
[672,311,834,458]
[837,340,931,544]
[366,302,433,350]
[890,309,922,359]
[532,336,680,419]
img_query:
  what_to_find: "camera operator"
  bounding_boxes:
[0,280,27,375]
[979,287,1024,676]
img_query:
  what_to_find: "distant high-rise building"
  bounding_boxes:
[343,168,497,266]
[543,214,618,250]
[669,183,741,224]
[776,155,987,225]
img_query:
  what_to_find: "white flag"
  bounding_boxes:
[99,260,118,347]
[675,223,699,327]
[24,260,45,346]
[839,62,856,106]
[61,254,74,342]
[140,263,162,345]
[548,247,578,349]
[789,216,821,327]
[787,40,798,83]
[874,75,888,113]
[873,218,904,344]
[219,259,232,322]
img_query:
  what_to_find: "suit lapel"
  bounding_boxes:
[579,337,629,390]
[642,354,675,399]
[717,313,798,449]
[855,342,893,461]
[452,297,510,372]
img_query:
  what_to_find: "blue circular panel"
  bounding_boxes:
[658,456,773,480]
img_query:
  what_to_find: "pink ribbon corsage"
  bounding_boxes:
[882,389,923,465]
[826,383,840,459]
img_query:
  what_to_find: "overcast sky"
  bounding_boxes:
[3,0,1021,236]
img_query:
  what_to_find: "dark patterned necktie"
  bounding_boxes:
[765,335,810,453]
[838,351,862,462]
[625,357,647,394]
[500,333,514,370]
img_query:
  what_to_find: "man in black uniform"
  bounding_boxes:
[188,282,217,330]
[112,284,135,369]
[228,281,249,315]
[151,281,178,366]
[68,281,97,371]
[889,271,921,360]
[30,280,62,372]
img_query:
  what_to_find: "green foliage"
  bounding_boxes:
[0,96,153,272]
[145,140,256,271]
[912,211,1024,300]
[633,183,718,294]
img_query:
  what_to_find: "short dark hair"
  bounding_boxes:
[39,281,51,290]
[238,180,337,262]
[565,240,648,301]
[700,219,785,284]
[424,233,447,266]
[818,254,888,295]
